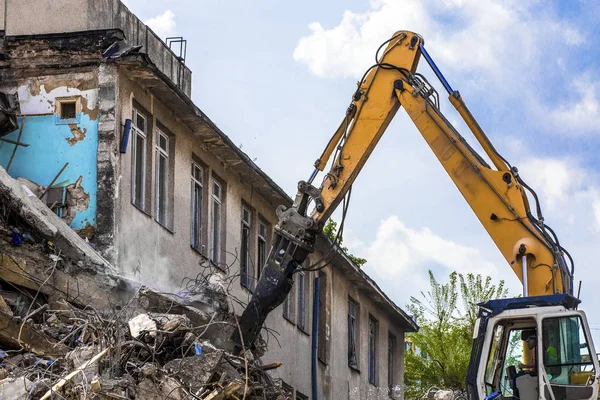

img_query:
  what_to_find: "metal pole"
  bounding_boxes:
[522,254,528,297]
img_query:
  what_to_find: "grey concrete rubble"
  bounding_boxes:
[0,167,289,399]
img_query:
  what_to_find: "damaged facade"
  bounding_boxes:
[0,1,418,399]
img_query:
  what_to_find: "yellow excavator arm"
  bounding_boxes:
[233,30,597,400]
[310,31,572,297]
[233,30,574,353]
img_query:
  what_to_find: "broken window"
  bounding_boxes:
[210,179,223,265]
[348,298,359,369]
[297,270,308,332]
[388,333,396,390]
[240,205,253,290]
[257,218,268,280]
[155,128,169,227]
[368,315,378,385]
[191,161,204,251]
[131,108,147,210]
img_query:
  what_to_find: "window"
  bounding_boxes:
[131,108,148,210]
[55,98,81,125]
[296,391,308,400]
[191,161,204,251]
[317,272,328,363]
[240,205,253,289]
[257,219,268,280]
[155,128,169,227]
[484,324,504,391]
[348,298,359,368]
[542,315,596,398]
[297,271,308,332]
[60,101,76,119]
[368,316,378,385]
[210,179,223,264]
[283,278,295,323]
[388,333,396,390]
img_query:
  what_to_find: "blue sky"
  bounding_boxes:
[124,0,600,341]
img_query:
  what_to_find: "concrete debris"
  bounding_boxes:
[128,313,158,339]
[0,167,288,399]
[0,377,33,400]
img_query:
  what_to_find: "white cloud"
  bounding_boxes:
[293,0,579,80]
[343,216,514,301]
[145,10,177,39]
[517,157,587,211]
[292,0,596,134]
[546,77,600,135]
[516,156,600,231]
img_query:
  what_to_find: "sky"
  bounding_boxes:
[122,0,600,341]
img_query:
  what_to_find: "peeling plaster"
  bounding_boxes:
[66,124,87,145]
[17,79,99,117]
[62,175,90,226]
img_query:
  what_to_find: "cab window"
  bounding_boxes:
[542,316,596,400]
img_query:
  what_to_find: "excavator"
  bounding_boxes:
[231,31,599,400]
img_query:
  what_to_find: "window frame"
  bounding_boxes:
[297,270,309,333]
[210,177,224,266]
[240,204,253,290]
[283,274,296,324]
[388,332,397,391]
[131,107,149,211]
[191,160,205,252]
[541,314,597,389]
[257,217,269,281]
[348,297,359,369]
[368,315,378,385]
[317,271,329,364]
[155,127,170,228]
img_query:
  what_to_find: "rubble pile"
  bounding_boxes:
[0,165,290,399]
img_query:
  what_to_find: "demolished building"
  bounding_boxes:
[0,1,418,399]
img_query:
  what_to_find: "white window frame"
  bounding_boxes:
[191,161,204,251]
[240,205,252,289]
[211,180,223,264]
[257,219,268,280]
[297,271,307,331]
[155,128,169,226]
[131,108,147,209]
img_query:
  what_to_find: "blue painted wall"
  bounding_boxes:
[0,114,99,230]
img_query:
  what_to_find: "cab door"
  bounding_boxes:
[538,312,599,400]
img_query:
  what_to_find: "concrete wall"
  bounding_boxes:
[0,72,100,232]
[2,0,192,97]
[260,255,406,400]
[113,72,279,294]
[0,0,4,31]
[113,69,408,399]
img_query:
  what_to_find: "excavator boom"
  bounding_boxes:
[232,30,597,400]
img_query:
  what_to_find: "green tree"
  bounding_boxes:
[404,270,509,399]
[322,219,367,266]
[458,273,508,331]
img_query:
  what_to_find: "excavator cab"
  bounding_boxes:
[467,295,599,400]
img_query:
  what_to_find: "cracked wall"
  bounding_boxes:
[0,73,99,232]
